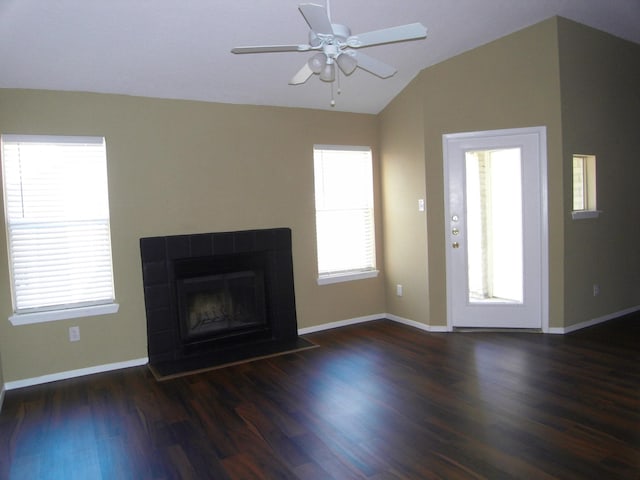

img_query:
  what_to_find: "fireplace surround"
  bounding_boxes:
[140,228,306,377]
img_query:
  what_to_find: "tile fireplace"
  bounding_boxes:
[140,228,306,377]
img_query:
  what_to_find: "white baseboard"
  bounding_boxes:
[0,384,5,413]
[298,314,384,335]
[547,305,640,334]
[298,313,449,335]
[301,306,639,337]
[4,357,148,391]
[385,314,450,332]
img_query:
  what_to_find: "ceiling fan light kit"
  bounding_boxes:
[320,61,336,82]
[231,2,427,106]
[336,51,357,75]
[308,52,326,74]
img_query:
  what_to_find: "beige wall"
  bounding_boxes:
[0,90,385,382]
[558,18,640,327]
[379,77,429,324]
[381,18,565,328]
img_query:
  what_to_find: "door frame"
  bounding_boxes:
[442,126,550,332]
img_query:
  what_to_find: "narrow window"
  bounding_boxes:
[313,145,378,285]
[571,154,598,219]
[1,135,117,324]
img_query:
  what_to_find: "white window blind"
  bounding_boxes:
[572,155,586,211]
[313,145,376,279]
[1,135,115,314]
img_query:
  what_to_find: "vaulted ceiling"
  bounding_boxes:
[1,0,638,114]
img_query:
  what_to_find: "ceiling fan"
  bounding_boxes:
[231,2,427,89]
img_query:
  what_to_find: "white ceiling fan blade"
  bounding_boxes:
[289,63,315,85]
[299,3,334,35]
[231,44,310,54]
[347,23,427,48]
[352,51,397,78]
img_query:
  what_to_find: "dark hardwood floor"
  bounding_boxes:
[0,315,638,479]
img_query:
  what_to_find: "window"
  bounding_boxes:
[313,145,378,284]
[571,154,599,219]
[1,135,117,325]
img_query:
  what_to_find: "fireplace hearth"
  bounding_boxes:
[140,228,309,377]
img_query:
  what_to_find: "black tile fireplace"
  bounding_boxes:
[140,228,307,377]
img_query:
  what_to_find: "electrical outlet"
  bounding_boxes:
[396,284,403,297]
[69,326,80,342]
[593,284,600,297]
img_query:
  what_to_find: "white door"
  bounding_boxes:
[443,127,548,330]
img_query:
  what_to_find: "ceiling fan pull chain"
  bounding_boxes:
[330,82,335,107]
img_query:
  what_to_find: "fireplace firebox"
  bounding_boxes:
[178,270,266,342]
[140,228,306,377]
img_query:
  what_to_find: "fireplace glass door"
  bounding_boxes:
[178,270,267,341]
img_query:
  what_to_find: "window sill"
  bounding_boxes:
[317,270,379,285]
[9,303,119,326]
[571,210,601,220]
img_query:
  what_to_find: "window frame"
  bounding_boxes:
[571,153,600,220]
[313,144,379,285]
[1,134,119,325]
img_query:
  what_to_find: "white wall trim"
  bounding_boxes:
[547,305,640,334]
[301,306,639,337]
[385,314,450,332]
[571,210,601,220]
[299,313,449,335]
[4,357,148,391]
[0,385,5,413]
[317,269,379,286]
[299,314,383,335]
[9,303,120,326]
